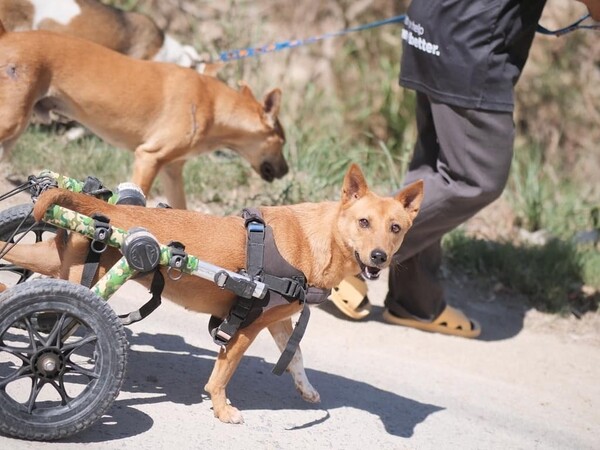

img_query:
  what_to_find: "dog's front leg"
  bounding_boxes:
[158,159,187,209]
[268,319,320,403]
[204,330,259,424]
[132,146,164,200]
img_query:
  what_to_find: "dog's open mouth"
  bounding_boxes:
[355,252,381,280]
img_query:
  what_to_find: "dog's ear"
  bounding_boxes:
[263,89,282,124]
[238,81,257,101]
[0,20,5,36]
[202,62,224,77]
[395,180,424,221]
[341,163,368,205]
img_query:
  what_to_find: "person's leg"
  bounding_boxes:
[385,95,515,324]
[386,239,444,321]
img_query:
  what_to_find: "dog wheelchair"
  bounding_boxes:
[0,171,305,441]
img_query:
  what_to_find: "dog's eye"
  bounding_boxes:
[391,223,401,234]
[358,218,370,228]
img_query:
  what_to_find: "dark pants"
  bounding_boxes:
[384,93,515,320]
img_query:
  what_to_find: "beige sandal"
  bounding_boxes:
[383,305,481,338]
[329,275,371,319]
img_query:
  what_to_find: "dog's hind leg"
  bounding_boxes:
[267,319,320,403]
[158,159,187,209]
[0,238,63,278]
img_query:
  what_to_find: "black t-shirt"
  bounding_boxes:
[399,0,547,112]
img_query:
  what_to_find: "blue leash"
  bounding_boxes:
[210,13,598,63]
[214,14,406,62]
[536,13,600,36]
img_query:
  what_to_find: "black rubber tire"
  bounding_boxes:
[0,279,128,441]
[0,204,58,286]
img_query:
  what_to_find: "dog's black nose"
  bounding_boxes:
[370,249,387,265]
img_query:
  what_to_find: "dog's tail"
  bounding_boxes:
[33,188,114,222]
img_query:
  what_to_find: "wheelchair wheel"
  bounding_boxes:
[0,204,58,286]
[0,279,127,441]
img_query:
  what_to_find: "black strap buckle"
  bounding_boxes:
[285,276,307,300]
[247,221,265,233]
[91,213,112,253]
[214,270,256,298]
[166,241,187,280]
[209,295,254,347]
[263,274,306,302]
[212,328,233,346]
[82,176,113,201]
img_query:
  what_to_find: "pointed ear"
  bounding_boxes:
[238,81,257,101]
[395,180,424,221]
[341,163,368,205]
[202,62,224,77]
[263,88,281,124]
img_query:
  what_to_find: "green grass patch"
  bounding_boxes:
[9,125,133,189]
[443,230,599,314]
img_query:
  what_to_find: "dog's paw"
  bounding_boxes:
[296,382,321,403]
[216,405,245,424]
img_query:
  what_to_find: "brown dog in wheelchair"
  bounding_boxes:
[0,164,423,424]
[0,22,287,209]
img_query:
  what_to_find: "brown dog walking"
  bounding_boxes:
[0,22,288,209]
[0,164,423,423]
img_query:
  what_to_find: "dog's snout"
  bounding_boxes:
[260,160,288,182]
[260,162,275,182]
[370,249,387,265]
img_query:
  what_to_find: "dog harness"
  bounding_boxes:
[209,208,330,374]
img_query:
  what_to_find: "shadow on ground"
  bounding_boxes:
[66,330,442,443]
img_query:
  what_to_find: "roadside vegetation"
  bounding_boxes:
[6,0,599,315]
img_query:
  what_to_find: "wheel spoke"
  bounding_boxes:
[22,317,43,350]
[47,313,68,347]
[50,379,71,406]
[61,333,98,354]
[0,344,34,362]
[64,360,99,380]
[26,377,45,414]
[0,365,33,389]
